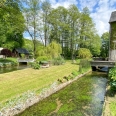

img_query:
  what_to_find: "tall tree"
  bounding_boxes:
[79,7,96,48]
[41,0,51,47]
[22,0,41,57]
[68,4,80,59]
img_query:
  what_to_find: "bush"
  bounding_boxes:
[1,48,12,58]
[36,56,49,62]
[79,59,90,73]
[109,66,116,81]
[31,62,40,69]
[78,48,92,59]
[109,66,116,90]
[72,70,78,76]
[52,56,65,65]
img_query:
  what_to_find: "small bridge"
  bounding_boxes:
[18,58,35,64]
[90,61,116,71]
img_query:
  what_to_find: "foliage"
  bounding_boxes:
[79,59,91,73]
[109,66,116,81]
[1,48,12,57]
[52,56,65,65]
[90,34,101,56]
[21,0,41,57]
[31,62,40,69]
[100,32,109,58]
[108,66,116,90]
[0,58,18,67]
[37,41,62,60]
[110,23,116,50]
[71,70,79,76]
[36,56,49,62]
[0,0,25,49]
[78,48,92,58]
[46,41,62,59]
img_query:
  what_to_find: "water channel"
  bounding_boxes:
[16,72,108,116]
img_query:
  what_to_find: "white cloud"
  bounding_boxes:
[78,0,99,11]
[90,0,116,36]
[50,0,78,8]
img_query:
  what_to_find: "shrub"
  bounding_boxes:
[109,66,116,81]
[72,70,78,76]
[31,62,40,69]
[79,59,90,73]
[52,56,65,65]
[108,66,116,90]
[1,48,12,58]
[78,48,92,59]
[36,56,49,62]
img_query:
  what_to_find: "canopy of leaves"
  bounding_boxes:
[37,41,62,60]
[100,32,109,57]
[78,48,92,58]
[0,0,25,49]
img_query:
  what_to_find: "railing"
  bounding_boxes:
[90,61,115,67]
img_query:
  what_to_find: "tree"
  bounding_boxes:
[41,0,51,47]
[101,32,109,57]
[0,0,25,49]
[1,48,12,58]
[68,4,80,59]
[90,34,101,56]
[79,7,96,48]
[78,48,92,59]
[22,0,41,58]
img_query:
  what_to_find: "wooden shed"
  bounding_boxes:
[12,48,29,58]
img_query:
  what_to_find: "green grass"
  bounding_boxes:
[0,61,79,104]
[110,101,116,116]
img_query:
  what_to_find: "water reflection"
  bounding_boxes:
[0,65,30,74]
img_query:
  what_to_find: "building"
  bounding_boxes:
[109,11,116,61]
[12,48,29,58]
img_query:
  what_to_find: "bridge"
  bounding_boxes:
[90,61,116,71]
[17,58,35,64]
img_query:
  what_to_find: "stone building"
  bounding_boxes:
[109,11,116,61]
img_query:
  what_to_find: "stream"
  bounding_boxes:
[16,72,107,116]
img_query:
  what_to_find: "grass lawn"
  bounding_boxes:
[0,61,79,104]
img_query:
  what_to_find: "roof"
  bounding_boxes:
[15,48,29,54]
[109,11,116,23]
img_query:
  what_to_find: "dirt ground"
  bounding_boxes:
[103,85,116,116]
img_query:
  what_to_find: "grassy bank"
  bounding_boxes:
[0,61,79,104]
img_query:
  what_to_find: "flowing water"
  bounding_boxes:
[16,72,107,116]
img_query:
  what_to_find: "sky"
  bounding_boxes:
[24,0,116,39]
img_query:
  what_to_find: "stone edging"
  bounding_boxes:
[0,70,91,116]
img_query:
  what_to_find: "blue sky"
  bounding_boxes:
[24,0,116,39]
